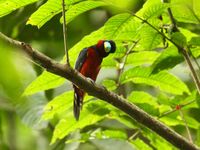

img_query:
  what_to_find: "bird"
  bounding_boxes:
[73,40,116,120]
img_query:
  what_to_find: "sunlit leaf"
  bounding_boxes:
[42,91,73,120]
[128,91,158,106]
[131,138,153,150]
[51,101,110,144]
[143,3,169,20]
[139,25,162,50]
[102,79,117,91]
[171,0,200,24]
[120,67,190,95]
[23,71,65,96]
[151,46,183,73]
[126,51,160,66]
[171,32,187,47]
[0,0,38,17]
[104,13,137,40]
[98,129,127,139]
[62,1,108,24]
[27,0,84,28]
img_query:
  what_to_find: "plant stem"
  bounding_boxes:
[179,109,193,143]
[62,0,70,65]
[159,100,196,118]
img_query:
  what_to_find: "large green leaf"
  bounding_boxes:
[139,25,162,50]
[137,0,161,17]
[27,0,84,28]
[160,115,199,129]
[42,91,73,120]
[171,0,200,24]
[128,91,159,116]
[62,1,108,24]
[128,91,158,106]
[104,13,138,40]
[150,46,183,73]
[0,0,38,17]
[120,67,190,95]
[23,71,65,96]
[51,101,110,144]
[189,36,200,47]
[171,32,187,47]
[126,51,160,66]
[131,138,153,150]
[143,2,169,20]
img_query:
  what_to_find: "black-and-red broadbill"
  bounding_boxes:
[73,40,116,120]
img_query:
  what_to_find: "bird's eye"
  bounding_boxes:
[104,42,111,53]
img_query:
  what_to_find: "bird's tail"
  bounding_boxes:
[73,85,85,120]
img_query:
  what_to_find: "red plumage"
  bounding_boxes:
[73,40,116,120]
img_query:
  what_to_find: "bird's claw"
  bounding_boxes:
[87,77,95,84]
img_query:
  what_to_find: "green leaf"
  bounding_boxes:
[160,115,199,129]
[102,79,117,91]
[0,0,38,17]
[51,101,110,144]
[128,91,158,106]
[137,0,161,17]
[126,51,160,66]
[171,0,200,24]
[120,67,190,95]
[190,47,200,58]
[151,46,183,73]
[189,36,200,47]
[139,25,162,50]
[27,0,83,28]
[104,13,138,40]
[99,129,127,139]
[42,91,73,120]
[131,138,153,150]
[23,71,65,96]
[27,0,61,28]
[143,3,169,20]
[142,128,175,150]
[128,91,159,116]
[62,1,108,24]
[171,32,187,47]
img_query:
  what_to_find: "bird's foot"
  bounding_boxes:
[86,77,95,84]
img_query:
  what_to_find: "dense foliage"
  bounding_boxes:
[0,0,200,149]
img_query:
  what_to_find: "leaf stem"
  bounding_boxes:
[159,100,196,118]
[179,109,193,143]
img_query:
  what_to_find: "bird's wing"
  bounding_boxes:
[75,48,88,71]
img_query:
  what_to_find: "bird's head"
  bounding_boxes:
[96,40,116,57]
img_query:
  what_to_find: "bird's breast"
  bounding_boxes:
[80,48,102,81]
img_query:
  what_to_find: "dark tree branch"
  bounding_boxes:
[0,32,199,150]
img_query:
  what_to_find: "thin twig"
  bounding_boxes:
[117,41,139,85]
[159,100,196,118]
[62,0,70,65]
[179,109,193,143]
[116,41,139,97]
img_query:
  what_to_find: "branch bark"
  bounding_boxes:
[0,32,199,150]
